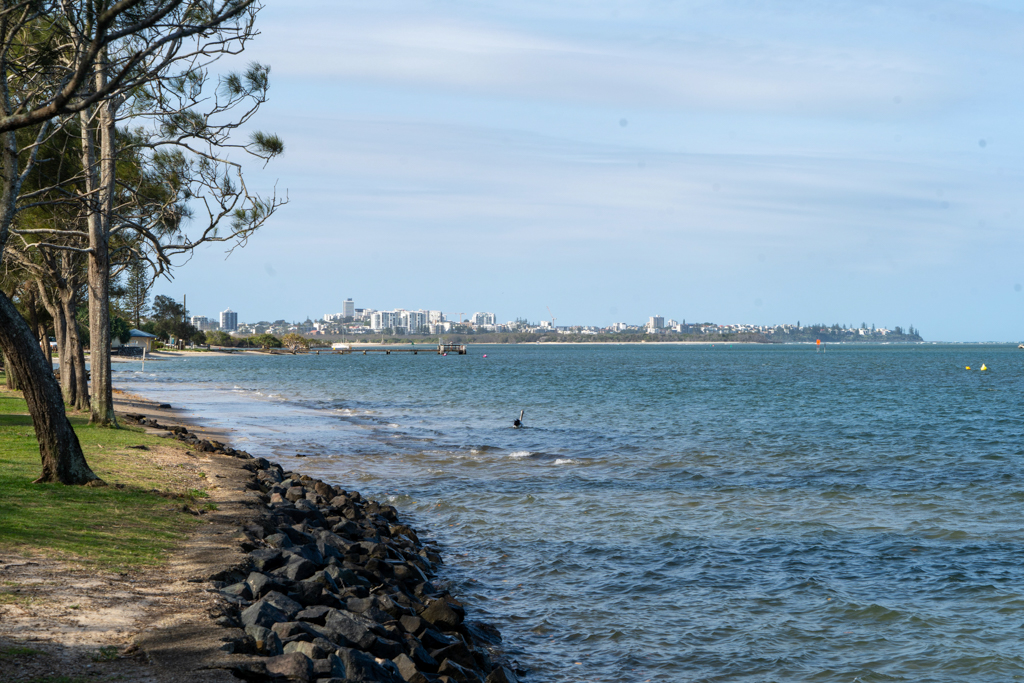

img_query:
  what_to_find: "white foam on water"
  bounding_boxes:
[508,451,532,458]
[554,458,578,465]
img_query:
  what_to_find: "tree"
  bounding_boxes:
[122,257,151,328]
[110,315,131,345]
[0,0,276,484]
[281,333,309,350]
[205,330,232,347]
[250,333,281,348]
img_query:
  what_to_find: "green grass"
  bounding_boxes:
[0,645,45,659]
[0,388,204,571]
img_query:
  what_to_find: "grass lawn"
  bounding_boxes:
[0,375,205,571]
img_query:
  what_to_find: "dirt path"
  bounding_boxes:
[3,395,264,682]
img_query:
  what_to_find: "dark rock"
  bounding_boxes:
[438,658,482,683]
[284,639,328,660]
[404,635,438,672]
[400,615,425,635]
[295,605,332,624]
[312,653,346,679]
[335,647,404,683]
[462,621,502,646]
[393,653,430,683]
[289,581,325,607]
[430,642,476,670]
[285,544,325,567]
[245,624,284,656]
[368,635,406,659]
[484,666,519,683]
[250,548,286,572]
[332,520,361,538]
[261,590,303,620]
[240,599,287,629]
[266,533,294,549]
[282,525,315,546]
[285,487,307,502]
[264,651,313,681]
[247,572,286,600]
[419,628,455,650]
[323,609,379,650]
[273,558,318,583]
[420,599,463,630]
[272,621,315,641]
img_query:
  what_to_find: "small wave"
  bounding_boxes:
[508,451,532,458]
[554,458,578,465]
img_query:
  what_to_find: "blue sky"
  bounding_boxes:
[165,0,1024,341]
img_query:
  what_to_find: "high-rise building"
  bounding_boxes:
[220,308,238,331]
[190,315,218,331]
[648,315,664,330]
[343,298,354,318]
[471,312,496,326]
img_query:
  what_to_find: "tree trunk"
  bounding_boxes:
[82,95,116,426]
[2,350,18,390]
[0,291,99,485]
[70,297,90,413]
[38,285,75,406]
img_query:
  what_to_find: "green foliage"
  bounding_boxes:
[249,333,282,348]
[110,315,131,345]
[281,333,310,349]
[205,330,233,346]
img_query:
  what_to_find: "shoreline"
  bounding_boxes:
[114,388,523,682]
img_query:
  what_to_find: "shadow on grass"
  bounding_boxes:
[0,415,33,427]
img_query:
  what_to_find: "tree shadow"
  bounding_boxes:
[0,415,33,427]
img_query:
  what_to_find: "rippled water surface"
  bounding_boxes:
[115,343,1024,682]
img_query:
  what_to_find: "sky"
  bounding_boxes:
[162,0,1024,341]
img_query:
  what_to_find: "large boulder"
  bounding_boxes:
[240,599,287,630]
[335,647,404,683]
[263,651,313,681]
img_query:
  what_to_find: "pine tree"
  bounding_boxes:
[124,259,151,329]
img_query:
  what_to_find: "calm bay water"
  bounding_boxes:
[114,343,1024,682]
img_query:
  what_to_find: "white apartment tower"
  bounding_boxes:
[343,298,354,318]
[648,315,664,330]
[220,308,238,331]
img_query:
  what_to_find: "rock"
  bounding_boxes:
[261,590,303,620]
[273,558,317,583]
[312,653,347,678]
[420,599,462,630]
[430,642,476,670]
[285,487,307,502]
[399,615,425,635]
[240,598,287,629]
[266,533,294,549]
[404,636,438,672]
[392,653,430,683]
[250,549,286,572]
[289,579,325,606]
[322,609,380,650]
[264,651,313,681]
[245,624,284,656]
[283,639,327,660]
[420,627,455,650]
[368,635,405,659]
[438,658,481,683]
[295,605,333,624]
[335,647,404,683]
[247,571,285,600]
[463,621,502,646]
[484,666,519,683]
